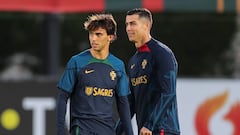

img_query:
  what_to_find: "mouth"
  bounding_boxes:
[127,33,134,37]
[91,43,98,47]
[127,33,135,40]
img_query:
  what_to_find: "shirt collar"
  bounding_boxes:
[138,44,150,52]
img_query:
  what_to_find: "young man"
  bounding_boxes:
[56,14,133,135]
[116,8,180,135]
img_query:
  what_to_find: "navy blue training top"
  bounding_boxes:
[57,49,132,134]
[128,38,180,134]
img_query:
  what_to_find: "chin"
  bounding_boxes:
[93,48,100,51]
[128,38,135,42]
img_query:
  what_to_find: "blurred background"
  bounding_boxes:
[0,0,240,135]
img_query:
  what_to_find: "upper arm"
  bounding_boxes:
[57,58,78,93]
[155,49,177,93]
[116,63,131,97]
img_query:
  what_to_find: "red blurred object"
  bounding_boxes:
[0,0,104,13]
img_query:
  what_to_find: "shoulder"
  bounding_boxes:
[149,39,173,53]
[108,54,125,70]
[148,38,175,58]
[67,49,91,67]
[148,39,178,68]
[71,49,91,60]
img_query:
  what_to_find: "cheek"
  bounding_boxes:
[135,28,143,36]
[134,25,143,33]
[102,37,110,44]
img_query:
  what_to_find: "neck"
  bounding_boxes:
[135,34,151,48]
[90,49,109,60]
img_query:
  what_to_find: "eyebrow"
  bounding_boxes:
[126,20,137,24]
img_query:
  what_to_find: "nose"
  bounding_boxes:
[126,24,131,32]
[90,34,96,41]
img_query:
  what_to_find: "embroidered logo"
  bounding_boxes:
[85,87,93,96]
[85,69,94,74]
[130,64,135,69]
[110,70,116,81]
[142,59,147,69]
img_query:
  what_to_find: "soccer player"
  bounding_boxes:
[56,14,133,135]
[116,8,180,135]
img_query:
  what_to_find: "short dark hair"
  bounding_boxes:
[127,8,152,24]
[84,14,117,36]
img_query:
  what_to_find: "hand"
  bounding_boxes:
[140,127,152,135]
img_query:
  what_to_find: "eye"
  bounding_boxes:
[131,22,136,25]
[126,21,136,26]
[96,33,102,37]
[130,22,137,27]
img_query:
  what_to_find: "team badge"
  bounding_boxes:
[142,59,147,69]
[110,70,116,81]
[85,87,93,96]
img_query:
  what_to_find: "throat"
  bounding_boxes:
[90,49,108,60]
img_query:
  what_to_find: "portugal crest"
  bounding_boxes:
[110,70,116,81]
[142,59,147,69]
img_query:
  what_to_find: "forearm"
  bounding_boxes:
[117,96,134,135]
[56,89,70,135]
[115,93,135,135]
[144,93,176,130]
[145,70,177,130]
[128,93,136,118]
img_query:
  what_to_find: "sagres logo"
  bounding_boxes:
[195,91,240,135]
[85,86,113,97]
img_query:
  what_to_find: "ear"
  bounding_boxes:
[109,35,116,43]
[145,20,151,29]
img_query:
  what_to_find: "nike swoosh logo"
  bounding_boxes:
[130,64,135,69]
[85,69,94,74]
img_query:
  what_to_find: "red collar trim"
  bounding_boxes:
[138,44,150,52]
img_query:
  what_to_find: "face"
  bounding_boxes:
[89,27,113,52]
[125,14,148,47]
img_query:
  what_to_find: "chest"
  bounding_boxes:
[78,63,118,88]
[128,53,154,86]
